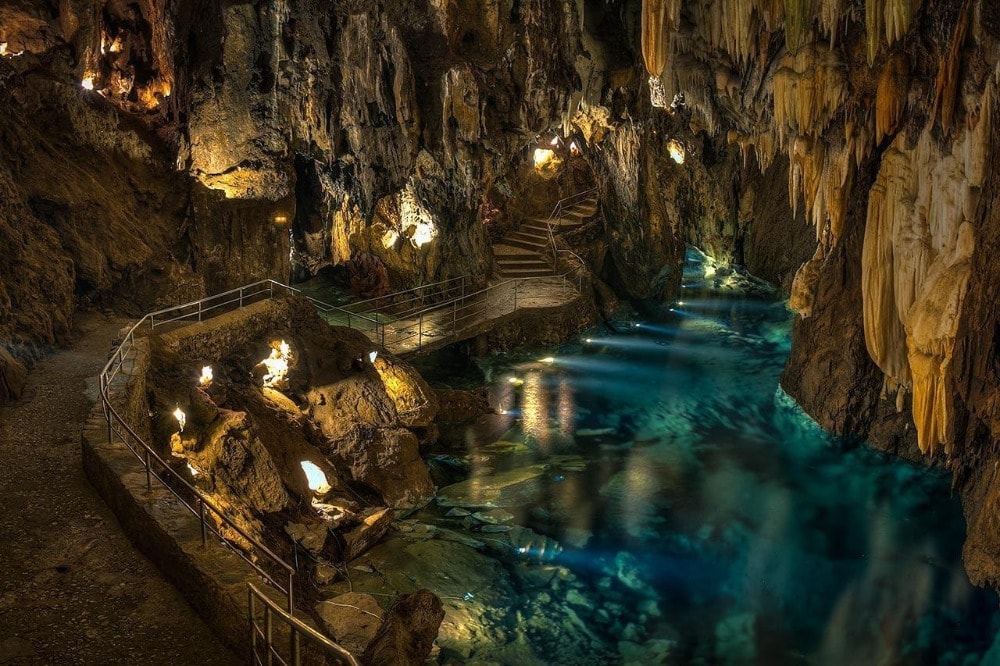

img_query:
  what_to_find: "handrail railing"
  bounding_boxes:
[382,274,580,353]
[249,583,359,666]
[543,187,597,265]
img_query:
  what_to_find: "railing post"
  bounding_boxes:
[291,631,301,666]
[347,312,352,329]
[418,313,424,349]
[452,301,457,334]
[265,606,274,666]
[248,589,257,663]
[268,281,274,299]
[287,572,295,615]
[144,448,152,491]
[197,300,203,322]
[199,498,207,546]
[239,287,244,309]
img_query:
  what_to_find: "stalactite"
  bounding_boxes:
[931,0,972,135]
[861,75,991,453]
[784,0,815,54]
[865,0,922,66]
[641,0,680,77]
[688,0,782,65]
[875,52,910,143]
[772,45,847,149]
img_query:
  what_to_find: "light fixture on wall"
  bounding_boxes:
[199,366,213,387]
[173,407,186,432]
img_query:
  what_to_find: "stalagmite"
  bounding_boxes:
[875,52,910,143]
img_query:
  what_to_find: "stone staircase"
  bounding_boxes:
[493,192,598,278]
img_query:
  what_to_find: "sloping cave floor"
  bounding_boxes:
[0,313,236,665]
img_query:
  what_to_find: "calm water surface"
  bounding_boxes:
[406,251,1000,665]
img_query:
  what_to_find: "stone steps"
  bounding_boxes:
[492,193,598,279]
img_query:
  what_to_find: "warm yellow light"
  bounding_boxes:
[273,215,288,225]
[0,43,7,56]
[187,462,199,477]
[81,75,96,91]
[667,139,686,164]
[381,229,399,249]
[173,407,186,432]
[300,461,331,494]
[199,366,213,387]
[540,357,555,364]
[369,351,378,363]
[550,136,560,147]
[108,38,122,53]
[411,222,436,248]
[261,340,292,388]
[533,148,556,167]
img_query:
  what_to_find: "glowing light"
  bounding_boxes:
[508,376,524,386]
[261,340,292,388]
[677,301,686,306]
[539,357,555,364]
[569,141,580,155]
[173,407,186,432]
[300,461,331,494]
[81,75,96,91]
[411,222,436,248]
[187,462,199,477]
[108,38,122,53]
[667,139,686,164]
[381,229,399,249]
[198,366,213,387]
[533,148,556,167]
[369,351,378,364]
[585,338,593,344]
[0,43,6,56]
[704,265,717,278]
[273,215,288,225]
[550,136,560,147]
[649,75,667,108]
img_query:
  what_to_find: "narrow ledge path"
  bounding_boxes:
[0,313,237,666]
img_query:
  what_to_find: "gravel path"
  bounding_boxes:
[0,313,237,665]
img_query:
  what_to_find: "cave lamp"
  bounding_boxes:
[369,351,378,364]
[173,407,186,432]
[199,365,213,387]
[81,75,96,91]
[261,340,292,388]
[667,139,686,164]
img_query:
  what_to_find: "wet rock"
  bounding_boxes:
[340,508,394,562]
[471,509,514,525]
[618,639,677,664]
[361,589,444,666]
[715,613,756,664]
[316,592,383,656]
[314,564,339,586]
[437,465,546,509]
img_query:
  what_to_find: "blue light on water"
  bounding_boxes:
[408,254,1000,664]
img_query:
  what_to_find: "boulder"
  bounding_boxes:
[284,521,328,555]
[373,356,439,428]
[436,388,492,424]
[361,590,444,666]
[340,507,394,561]
[316,592,383,655]
[327,426,434,509]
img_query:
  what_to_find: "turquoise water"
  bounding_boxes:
[409,250,1000,664]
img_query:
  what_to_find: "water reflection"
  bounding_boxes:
[410,251,999,664]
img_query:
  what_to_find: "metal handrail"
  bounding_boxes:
[384,274,579,352]
[248,583,359,666]
[344,276,466,314]
[98,281,317,614]
[544,188,598,265]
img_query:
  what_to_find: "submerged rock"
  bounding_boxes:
[437,465,546,509]
[341,507,394,561]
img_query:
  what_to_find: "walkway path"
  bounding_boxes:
[0,313,237,665]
